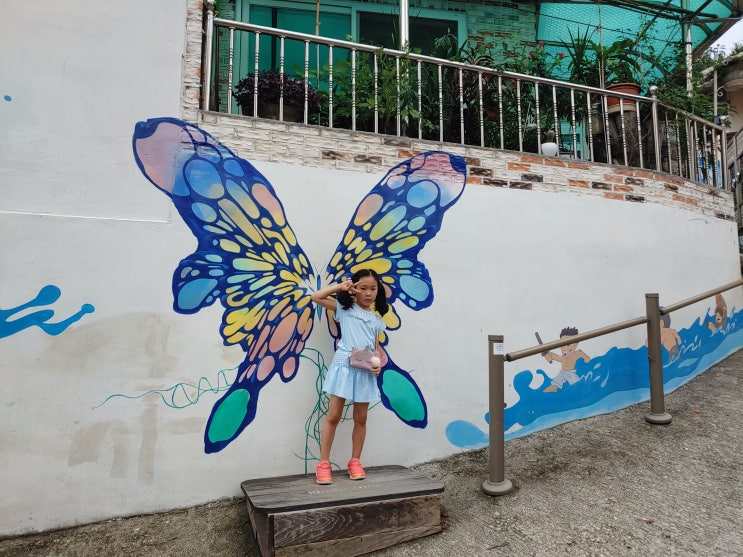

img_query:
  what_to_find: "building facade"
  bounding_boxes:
[2,0,741,536]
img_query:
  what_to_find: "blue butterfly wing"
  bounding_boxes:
[324,151,467,427]
[133,117,317,453]
[324,151,467,308]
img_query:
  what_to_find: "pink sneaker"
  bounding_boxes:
[315,460,333,485]
[347,458,366,480]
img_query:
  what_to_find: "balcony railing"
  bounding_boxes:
[203,7,729,190]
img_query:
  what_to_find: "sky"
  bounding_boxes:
[712,18,743,53]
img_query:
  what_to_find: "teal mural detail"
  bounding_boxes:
[95,367,236,409]
[97,346,373,474]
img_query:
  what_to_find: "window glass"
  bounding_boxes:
[237,4,351,79]
[359,12,459,55]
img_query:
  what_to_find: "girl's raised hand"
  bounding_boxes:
[338,278,356,292]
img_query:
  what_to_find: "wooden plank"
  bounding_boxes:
[273,495,441,547]
[245,497,274,557]
[241,465,443,513]
[241,466,432,496]
[274,524,443,557]
[242,466,433,500]
[246,477,439,507]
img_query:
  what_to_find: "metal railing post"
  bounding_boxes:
[650,86,661,171]
[203,0,216,112]
[644,293,672,424]
[719,122,729,191]
[482,335,513,496]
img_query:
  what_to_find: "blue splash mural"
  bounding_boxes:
[132,117,467,453]
[0,285,94,339]
[446,302,742,449]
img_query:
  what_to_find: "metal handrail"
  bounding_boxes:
[200,2,729,190]
[661,278,743,315]
[506,278,743,362]
[483,278,743,496]
[506,315,649,362]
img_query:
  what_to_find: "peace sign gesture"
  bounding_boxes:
[337,278,357,293]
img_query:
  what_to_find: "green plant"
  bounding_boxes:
[654,44,725,121]
[595,37,642,86]
[358,47,421,135]
[425,34,500,144]
[561,28,598,87]
[498,38,565,78]
[233,70,322,111]
[497,37,569,148]
[306,47,422,135]
[560,25,660,89]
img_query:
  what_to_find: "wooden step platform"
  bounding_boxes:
[241,464,445,557]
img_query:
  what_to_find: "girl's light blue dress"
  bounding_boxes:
[323,301,386,402]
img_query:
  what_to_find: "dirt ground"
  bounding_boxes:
[1,350,741,557]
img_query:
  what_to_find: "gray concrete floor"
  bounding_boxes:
[1,350,741,557]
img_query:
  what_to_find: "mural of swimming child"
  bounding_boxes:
[645,314,682,363]
[542,327,591,393]
[660,314,683,362]
[706,293,727,333]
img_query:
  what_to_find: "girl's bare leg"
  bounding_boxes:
[320,395,346,462]
[351,402,369,459]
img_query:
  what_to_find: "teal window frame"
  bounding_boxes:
[232,1,466,82]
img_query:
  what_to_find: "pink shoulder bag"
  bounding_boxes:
[349,347,380,371]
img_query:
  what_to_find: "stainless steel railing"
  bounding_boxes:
[482,278,743,496]
[202,3,729,190]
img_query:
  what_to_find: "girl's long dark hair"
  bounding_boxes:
[337,269,389,316]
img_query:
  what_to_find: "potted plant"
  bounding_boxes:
[561,30,645,164]
[560,29,611,128]
[562,29,599,88]
[594,37,643,112]
[233,70,323,121]
[307,47,424,136]
[562,28,652,112]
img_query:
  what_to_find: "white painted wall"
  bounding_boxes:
[1,0,741,536]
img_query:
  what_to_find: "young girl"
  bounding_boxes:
[310,269,389,484]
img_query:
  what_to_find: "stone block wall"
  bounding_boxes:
[196,110,735,222]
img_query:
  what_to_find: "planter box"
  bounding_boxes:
[240,102,304,122]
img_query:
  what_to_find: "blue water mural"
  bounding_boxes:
[0,285,94,339]
[446,304,742,449]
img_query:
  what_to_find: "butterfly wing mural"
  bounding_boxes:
[133,119,316,453]
[132,117,466,453]
[322,152,467,427]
